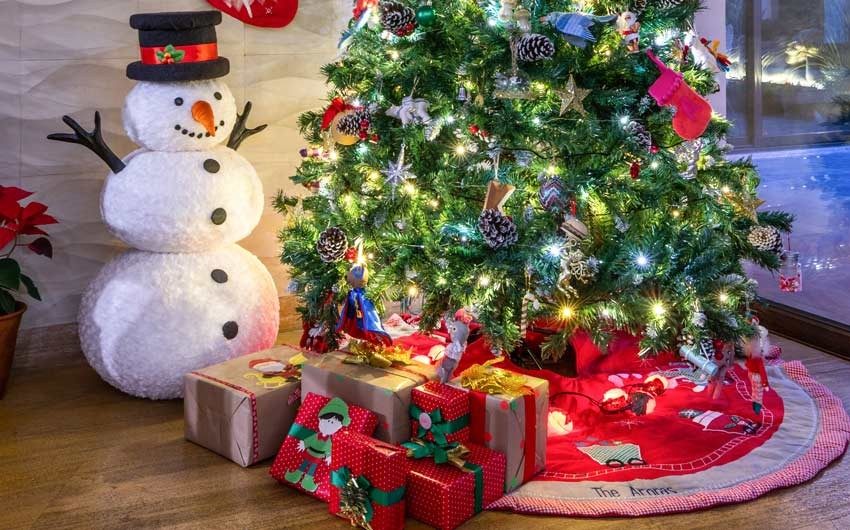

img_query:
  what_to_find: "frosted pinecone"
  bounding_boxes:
[380,1,417,37]
[478,209,518,249]
[336,109,370,137]
[654,0,686,9]
[316,227,348,262]
[627,121,653,152]
[516,34,556,62]
[747,225,783,254]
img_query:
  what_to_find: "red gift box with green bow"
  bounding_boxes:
[409,381,470,445]
[404,442,506,530]
[329,431,409,530]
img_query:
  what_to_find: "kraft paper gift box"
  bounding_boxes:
[302,350,436,444]
[405,443,506,530]
[183,346,304,467]
[451,362,549,491]
[329,431,409,530]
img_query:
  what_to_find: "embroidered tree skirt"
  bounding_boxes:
[489,360,850,516]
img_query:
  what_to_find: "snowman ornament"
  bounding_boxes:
[48,11,279,399]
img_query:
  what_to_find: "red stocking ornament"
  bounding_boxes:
[207,0,298,28]
[646,50,712,140]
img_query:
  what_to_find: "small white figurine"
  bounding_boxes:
[437,312,471,383]
[499,0,517,23]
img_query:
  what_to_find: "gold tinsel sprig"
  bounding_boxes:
[459,358,528,397]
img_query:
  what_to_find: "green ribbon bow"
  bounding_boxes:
[402,439,484,514]
[409,403,469,445]
[330,466,405,529]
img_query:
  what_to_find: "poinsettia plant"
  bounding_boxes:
[0,186,57,314]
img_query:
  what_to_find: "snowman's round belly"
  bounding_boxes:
[78,244,280,399]
[102,147,263,252]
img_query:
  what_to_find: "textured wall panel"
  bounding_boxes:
[1,0,348,329]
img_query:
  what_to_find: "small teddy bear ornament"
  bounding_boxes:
[437,311,472,383]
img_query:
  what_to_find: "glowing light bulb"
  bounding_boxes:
[619,115,630,126]
[454,144,467,155]
[388,49,400,60]
[367,252,375,260]
[428,198,439,209]
[407,285,419,297]
[635,252,650,268]
[532,117,541,126]
[402,182,417,195]
[721,185,731,194]
[545,243,562,258]
[547,164,557,175]
[651,301,666,318]
[671,209,680,218]
[436,277,447,286]
[350,98,362,107]
[600,307,611,318]
[444,115,455,124]
[356,143,369,155]
[650,160,659,169]
[559,305,574,320]
[718,291,729,303]
[328,150,339,161]
[532,81,546,91]
[478,275,491,287]
[487,18,497,27]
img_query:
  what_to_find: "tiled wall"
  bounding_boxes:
[0,0,349,328]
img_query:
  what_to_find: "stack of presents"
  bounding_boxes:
[183,326,549,529]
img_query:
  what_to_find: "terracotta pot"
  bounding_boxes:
[0,302,26,399]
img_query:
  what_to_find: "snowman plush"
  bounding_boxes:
[48,11,279,399]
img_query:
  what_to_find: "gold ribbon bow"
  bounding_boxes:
[344,340,413,368]
[459,358,528,397]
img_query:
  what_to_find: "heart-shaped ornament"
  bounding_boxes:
[207,0,298,28]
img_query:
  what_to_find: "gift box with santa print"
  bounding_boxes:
[270,392,378,501]
[302,344,437,444]
[410,381,471,446]
[183,346,305,467]
[450,359,549,491]
[405,443,506,530]
[329,431,410,530]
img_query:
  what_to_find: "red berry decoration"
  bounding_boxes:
[344,246,359,262]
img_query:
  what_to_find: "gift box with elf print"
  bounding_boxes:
[270,392,378,502]
[329,431,409,530]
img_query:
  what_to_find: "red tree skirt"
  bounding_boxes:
[489,360,850,516]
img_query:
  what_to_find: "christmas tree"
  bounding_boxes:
[277,0,792,359]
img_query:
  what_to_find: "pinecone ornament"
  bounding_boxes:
[336,108,371,137]
[632,0,647,13]
[380,1,417,37]
[654,0,686,8]
[316,227,348,262]
[627,121,653,152]
[747,225,783,254]
[478,209,518,249]
[515,33,555,62]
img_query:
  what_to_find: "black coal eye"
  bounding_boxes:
[174,97,183,106]
[214,92,222,100]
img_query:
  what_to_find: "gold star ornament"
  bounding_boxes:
[555,75,590,117]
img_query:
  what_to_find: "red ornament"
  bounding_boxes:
[630,161,641,179]
[207,0,298,28]
[650,145,660,154]
[344,247,358,262]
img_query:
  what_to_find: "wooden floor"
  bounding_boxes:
[1,326,848,530]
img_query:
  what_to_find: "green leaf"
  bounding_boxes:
[20,274,40,301]
[172,50,186,62]
[0,290,15,314]
[0,258,21,290]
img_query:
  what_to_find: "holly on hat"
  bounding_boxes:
[319,397,351,426]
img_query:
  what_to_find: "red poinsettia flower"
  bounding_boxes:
[0,186,33,222]
[0,200,58,251]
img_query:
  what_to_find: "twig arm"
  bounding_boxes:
[227,101,268,150]
[47,112,125,173]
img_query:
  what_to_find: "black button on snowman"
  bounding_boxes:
[49,11,279,400]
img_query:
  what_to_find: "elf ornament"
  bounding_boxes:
[48,11,278,399]
[616,11,641,53]
[646,50,712,140]
[336,247,392,346]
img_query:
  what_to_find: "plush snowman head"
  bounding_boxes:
[123,79,237,152]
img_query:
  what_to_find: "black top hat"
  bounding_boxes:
[126,11,230,82]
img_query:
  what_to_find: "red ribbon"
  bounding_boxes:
[140,43,218,65]
[467,387,538,485]
[321,97,353,130]
[353,0,379,19]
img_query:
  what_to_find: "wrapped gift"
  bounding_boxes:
[302,345,436,444]
[329,431,409,530]
[406,443,506,530]
[270,392,378,501]
[452,360,549,491]
[183,346,304,467]
[410,381,470,446]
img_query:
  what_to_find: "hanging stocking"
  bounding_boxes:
[207,0,298,28]
[646,50,712,140]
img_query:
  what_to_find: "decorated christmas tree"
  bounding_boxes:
[277,0,792,361]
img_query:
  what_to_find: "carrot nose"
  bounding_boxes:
[191,100,216,136]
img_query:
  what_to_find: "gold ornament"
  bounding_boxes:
[725,193,764,222]
[554,75,590,117]
[330,110,360,146]
[459,358,528,396]
[344,340,413,368]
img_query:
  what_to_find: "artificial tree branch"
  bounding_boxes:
[47,112,125,173]
[227,101,268,150]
